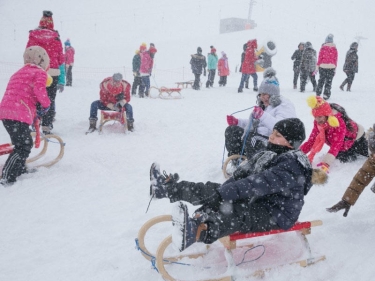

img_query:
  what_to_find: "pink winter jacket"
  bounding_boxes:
[218,58,230,76]
[0,64,51,125]
[317,43,338,69]
[27,28,65,76]
[139,51,152,75]
[65,46,75,65]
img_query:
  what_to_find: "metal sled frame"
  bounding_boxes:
[98,109,127,134]
[136,215,325,281]
[0,132,65,171]
[150,86,182,99]
[222,154,247,179]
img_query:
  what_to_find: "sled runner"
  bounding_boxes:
[222,154,247,179]
[176,81,194,88]
[136,215,325,281]
[150,86,183,99]
[98,108,127,134]
[0,120,65,171]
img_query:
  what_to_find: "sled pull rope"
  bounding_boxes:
[221,106,254,169]
[145,194,154,213]
[236,244,265,266]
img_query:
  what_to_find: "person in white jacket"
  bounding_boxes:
[226,68,296,159]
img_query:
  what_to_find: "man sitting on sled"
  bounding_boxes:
[87,73,134,133]
[149,118,327,252]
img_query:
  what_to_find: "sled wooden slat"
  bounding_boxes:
[99,110,127,134]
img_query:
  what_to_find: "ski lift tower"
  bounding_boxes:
[220,0,257,34]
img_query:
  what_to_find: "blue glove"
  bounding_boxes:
[57,84,64,93]
[37,106,50,118]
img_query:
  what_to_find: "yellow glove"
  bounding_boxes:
[46,74,53,87]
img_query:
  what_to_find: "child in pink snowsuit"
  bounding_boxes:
[0,46,51,185]
[218,51,230,86]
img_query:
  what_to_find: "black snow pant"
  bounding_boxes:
[41,76,59,130]
[293,69,300,87]
[316,68,335,99]
[336,134,369,163]
[225,125,268,159]
[66,66,73,86]
[342,71,356,86]
[193,73,201,90]
[166,180,280,244]
[131,76,142,96]
[206,69,216,87]
[218,76,227,86]
[1,120,33,183]
[300,69,317,91]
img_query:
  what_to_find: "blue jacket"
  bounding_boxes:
[218,150,313,229]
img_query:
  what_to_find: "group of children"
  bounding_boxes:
[292,33,359,100]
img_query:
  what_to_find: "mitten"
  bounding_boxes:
[227,115,238,126]
[326,200,351,217]
[57,84,64,93]
[116,92,125,101]
[37,106,50,118]
[252,106,264,119]
[317,162,330,173]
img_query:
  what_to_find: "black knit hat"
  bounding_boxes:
[273,118,306,149]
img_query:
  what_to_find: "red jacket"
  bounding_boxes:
[99,77,131,106]
[0,64,50,125]
[218,57,230,76]
[317,43,338,68]
[65,46,75,65]
[241,39,258,74]
[300,112,358,158]
[26,29,64,72]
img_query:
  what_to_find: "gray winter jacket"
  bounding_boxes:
[300,47,317,73]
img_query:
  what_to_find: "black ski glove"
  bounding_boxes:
[326,200,351,217]
[115,92,124,101]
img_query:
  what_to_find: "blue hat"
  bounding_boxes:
[64,39,71,46]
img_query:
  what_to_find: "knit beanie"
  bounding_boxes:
[112,73,123,82]
[368,124,375,154]
[307,96,339,127]
[325,34,334,43]
[197,47,202,54]
[39,10,54,30]
[64,39,71,47]
[23,46,50,71]
[350,42,358,49]
[273,118,306,149]
[140,43,147,52]
[258,67,281,107]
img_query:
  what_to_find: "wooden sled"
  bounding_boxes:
[98,108,127,134]
[136,215,325,281]
[222,154,247,179]
[176,81,194,89]
[150,86,182,99]
[0,130,65,172]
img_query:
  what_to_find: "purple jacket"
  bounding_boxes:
[0,64,51,125]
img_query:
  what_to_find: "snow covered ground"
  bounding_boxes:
[1,0,375,280]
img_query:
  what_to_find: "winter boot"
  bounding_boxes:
[347,84,351,92]
[340,79,347,91]
[293,85,297,89]
[150,162,179,199]
[245,81,249,89]
[253,86,258,92]
[172,202,207,252]
[42,126,52,135]
[86,118,97,134]
[127,120,134,132]
[206,81,210,88]
[238,88,243,93]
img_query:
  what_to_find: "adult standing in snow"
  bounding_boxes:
[190,47,207,90]
[26,10,65,135]
[226,68,296,160]
[217,51,229,87]
[132,49,142,96]
[291,42,304,89]
[340,42,359,92]
[315,34,338,100]
[0,47,51,185]
[206,47,218,88]
[238,39,258,93]
[256,40,277,70]
[87,73,134,132]
[327,126,375,217]
[299,41,317,92]
[300,96,368,174]
[139,43,152,98]
[64,39,75,87]
[149,118,327,251]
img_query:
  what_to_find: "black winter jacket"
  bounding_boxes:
[291,50,304,71]
[343,49,358,73]
[190,53,207,74]
[218,150,313,230]
[300,48,317,73]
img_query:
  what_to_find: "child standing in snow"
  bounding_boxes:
[217,51,229,86]
[0,46,51,186]
[206,47,218,88]
[327,125,375,217]
[150,118,326,251]
[291,42,304,89]
[340,42,359,92]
